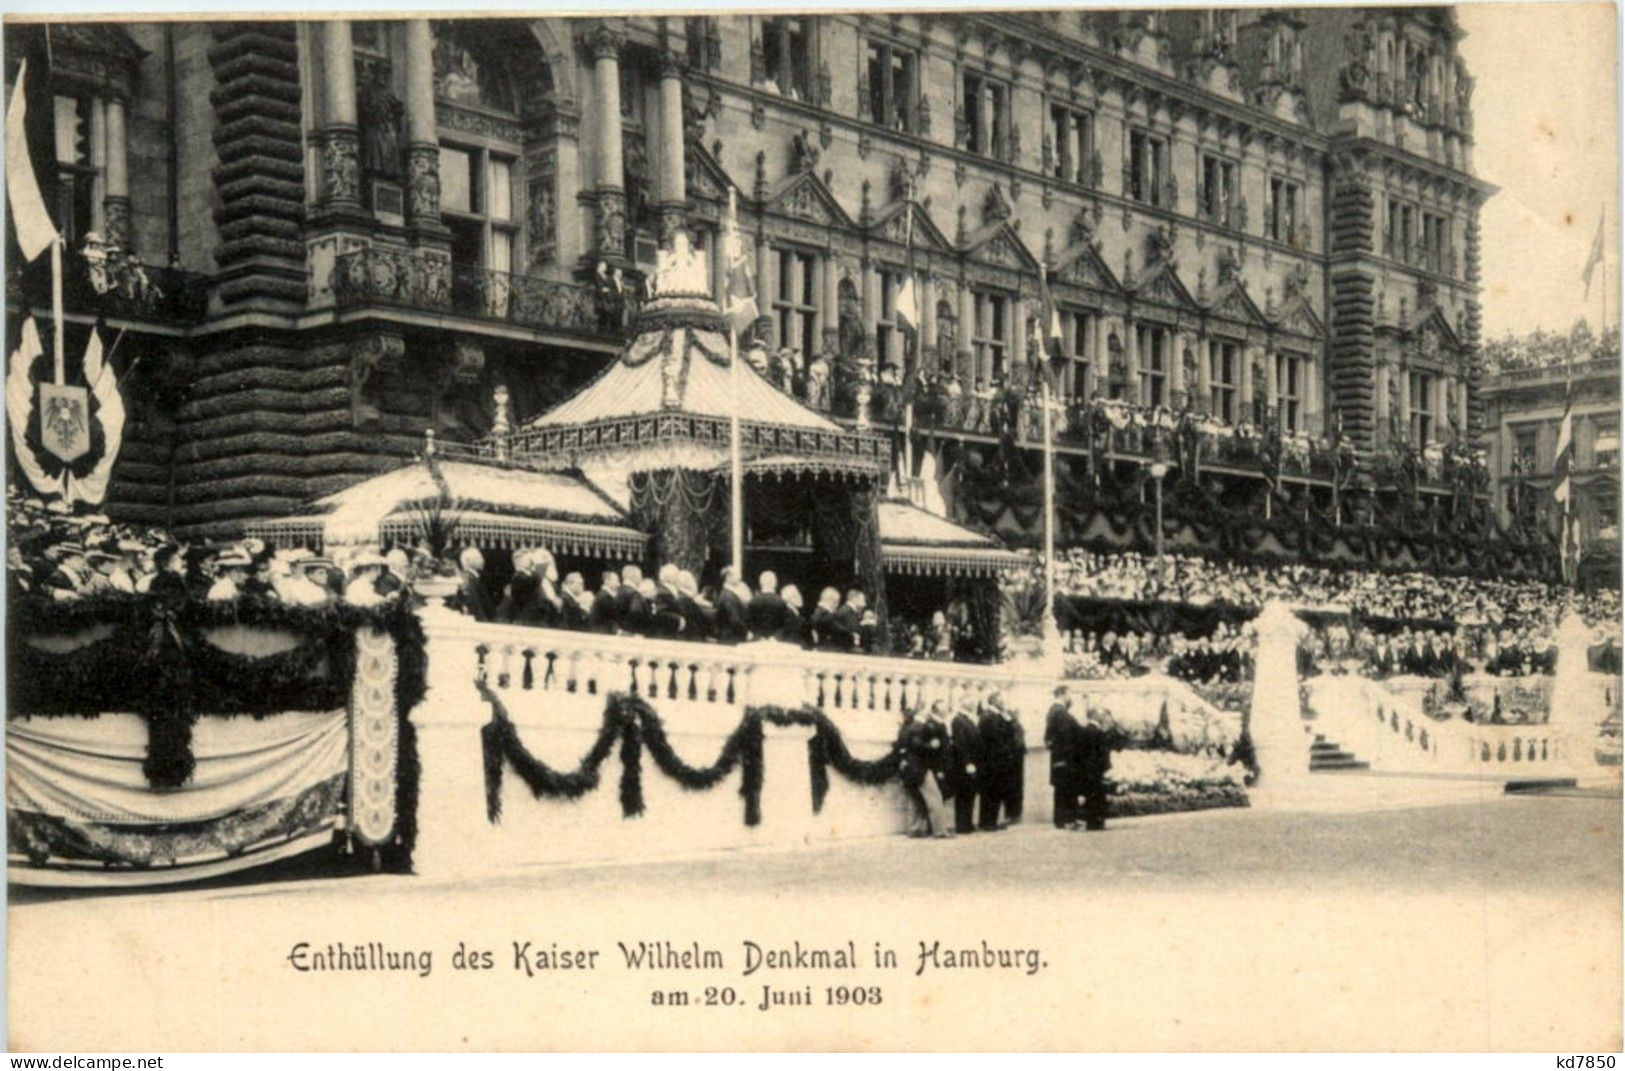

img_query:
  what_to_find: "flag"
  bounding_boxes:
[895,273,918,336]
[6,318,61,497]
[1582,210,1605,298]
[6,59,59,263]
[66,323,125,506]
[721,188,758,333]
[1029,266,1063,382]
[1553,393,1574,508]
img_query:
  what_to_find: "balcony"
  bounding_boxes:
[330,246,637,339]
[11,246,211,325]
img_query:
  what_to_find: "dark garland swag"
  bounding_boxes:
[6,594,427,872]
[478,685,902,826]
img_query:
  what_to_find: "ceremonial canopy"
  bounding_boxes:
[878,500,1029,577]
[247,458,646,559]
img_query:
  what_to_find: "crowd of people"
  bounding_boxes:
[1055,548,1621,638]
[1059,624,1254,684]
[893,692,1028,838]
[1300,622,1559,679]
[452,547,905,655]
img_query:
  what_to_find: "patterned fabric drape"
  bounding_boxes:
[629,469,723,574]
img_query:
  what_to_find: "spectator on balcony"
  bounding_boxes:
[778,583,807,644]
[676,569,714,638]
[971,377,995,432]
[926,609,955,661]
[241,548,283,602]
[615,565,648,635]
[810,586,842,648]
[497,550,539,625]
[828,588,866,652]
[589,570,621,633]
[376,548,412,599]
[453,547,493,622]
[805,350,832,410]
[714,566,749,644]
[527,549,564,628]
[746,570,786,638]
[768,347,796,393]
[148,544,190,604]
[560,571,592,630]
[280,552,333,607]
[206,548,252,602]
[651,564,689,638]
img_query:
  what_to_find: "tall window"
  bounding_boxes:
[1276,351,1305,432]
[1421,211,1450,273]
[1208,339,1240,422]
[760,17,813,100]
[53,95,95,245]
[866,40,917,132]
[441,145,517,276]
[1128,129,1167,206]
[1387,198,1417,263]
[684,17,716,70]
[1408,369,1435,445]
[971,289,1010,385]
[875,268,903,371]
[773,247,821,363]
[962,71,1008,159]
[1136,323,1169,406]
[1060,309,1095,398]
[1513,425,1539,469]
[1592,417,1619,470]
[1049,105,1094,185]
[1269,176,1301,244]
[1199,154,1237,227]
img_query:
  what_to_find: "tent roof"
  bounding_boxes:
[878,500,1027,576]
[246,459,645,558]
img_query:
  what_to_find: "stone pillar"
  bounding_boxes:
[319,19,363,214]
[757,238,775,345]
[1089,316,1103,397]
[404,19,445,241]
[656,51,687,244]
[1239,344,1255,418]
[88,98,106,235]
[919,274,937,366]
[1125,319,1141,404]
[1264,349,1280,426]
[590,24,628,261]
[1010,294,1026,381]
[103,95,130,248]
[862,259,880,364]
[821,256,840,358]
[1195,335,1213,413]
[1398,362,1412,438]
[1169,327,1187,404]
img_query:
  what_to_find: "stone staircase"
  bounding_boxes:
[1309,733,1370,772]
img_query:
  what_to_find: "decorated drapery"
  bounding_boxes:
[629,468,724,575]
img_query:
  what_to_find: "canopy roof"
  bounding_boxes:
[878,499,1028,577]
[503,299,888,480]
[245,459,646,558]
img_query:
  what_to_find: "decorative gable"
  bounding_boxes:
[687,144,740,205]
[1050,240,1122,294]
[961,221,1040,273]
[1131,260,1199,312]
[1204,279,1267,327]
[763,170,855,230]
[1271,291,1326,339]
[869,200,955,254]
[1410,304,1461,353]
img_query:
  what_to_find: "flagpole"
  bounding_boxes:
[1041,375,1060,658]
[901,184,916,496]
[726,189,745,577]
[50,236,63,386]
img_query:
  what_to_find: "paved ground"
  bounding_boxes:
[10,790,1621,1051]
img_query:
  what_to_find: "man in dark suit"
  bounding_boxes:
[497,550,539,624]
[777,584,807,645]
[946,698,984,834]
[148,544,190,604]
[713,567,749,644]
[830,589,866,652]
[651,564,688,638]
[1003,697,1026,824]
[903,703,954,837]
[977,696,1009,831]
[614,565,649,635]
[1044,687,1081,829]
[1076,704,1113,831]
[589,570,621,633]
[745,570,787,639]
[810,587,842,649]
[454,547,494,622]
[559,571,592,630]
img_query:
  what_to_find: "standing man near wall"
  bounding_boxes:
[1044,686,1081,829]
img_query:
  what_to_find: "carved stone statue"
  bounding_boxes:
[790,128,821,175]
[1386,367,1401,440]
[1106,332,1127,398]
[358,66,404,179]
[1250,357,1269,425]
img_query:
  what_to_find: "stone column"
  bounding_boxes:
[959,285,978,383]
[320,19,363,214]
[821,256,840,359]
[1169,327,1187,404]
[1264,349,1280,426]
[404,19,445,241]
[1195,335,1213,414]
[919,274,937,367]
[1125,319,1141,404]
[103,95,130,248]
[89,98,106,235]
[656,51,687,244]
[1088,316,1103,397]
[1010,294,1026,381]
[757,238,775,346]
[1239,344,1256,419]
[590,24,628,261]
[862,259,880,362]
[1398,361,1412,439]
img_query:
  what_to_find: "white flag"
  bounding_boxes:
[67,326,125,506]
[6,318,62,497]
[6,60,59,263]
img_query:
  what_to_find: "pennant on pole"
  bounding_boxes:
[1582,209,1606,299]
[6,59,59,263]
[722,189,758,333]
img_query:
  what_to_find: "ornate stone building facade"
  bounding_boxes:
[7,11,1512,566]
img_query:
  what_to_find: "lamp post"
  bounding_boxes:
[1149,460,1169,562]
